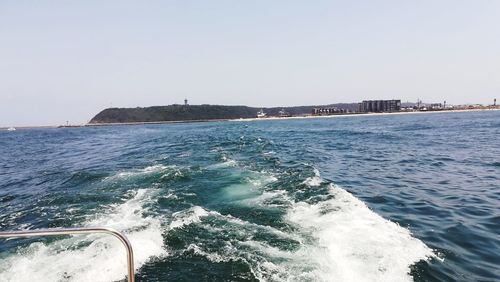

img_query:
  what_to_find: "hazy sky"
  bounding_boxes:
[1,1,499,126]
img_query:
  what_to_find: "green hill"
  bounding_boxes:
[89,103,359,124]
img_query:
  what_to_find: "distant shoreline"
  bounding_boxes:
[231,108,500,123]
[85,107,500,126]
[2,108,499,130]
[84,108,500,127]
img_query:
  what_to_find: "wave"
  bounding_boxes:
[285,184,436,282]
[238,190,290,208]
[169,205,299,242]
[0,189,166,282]
[105,165,186,182]
[206,155,238,169]
[302,168,322,187]
[208,184,436,282]
[165,190,435,282]
[169,206,213,229]
[488,161,500,167]
[183,243,238,263]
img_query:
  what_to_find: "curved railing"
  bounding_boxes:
[0,227,135,282]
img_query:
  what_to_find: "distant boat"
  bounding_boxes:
[7,127,16,131]
[256,109,267,118]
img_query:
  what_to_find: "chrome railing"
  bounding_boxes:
[0,227,135,282]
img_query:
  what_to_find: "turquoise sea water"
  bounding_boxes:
[0,111,499,281]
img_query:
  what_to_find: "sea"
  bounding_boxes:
[0,110,499,282]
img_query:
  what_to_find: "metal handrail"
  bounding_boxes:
[0,227,135,282]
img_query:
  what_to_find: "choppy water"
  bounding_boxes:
[0,111,499,282]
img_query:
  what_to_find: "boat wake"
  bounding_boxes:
[1,164,436,282]
[162,166,436,282]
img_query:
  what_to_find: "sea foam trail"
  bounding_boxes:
[106,164,184,180]
[0,189,165,282]
[286,184,435,282]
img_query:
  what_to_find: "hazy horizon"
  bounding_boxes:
[1,1,499,127]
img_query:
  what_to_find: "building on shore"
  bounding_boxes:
[358,100,401,113]
[429,103,443,110]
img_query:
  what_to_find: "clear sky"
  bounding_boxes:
[1,0,499,126]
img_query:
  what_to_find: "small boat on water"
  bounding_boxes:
[7,127,16,131]
[256,109,267,118]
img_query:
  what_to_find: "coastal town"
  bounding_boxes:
[259,98,499,118]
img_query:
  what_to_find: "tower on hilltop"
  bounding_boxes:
[184,98,189,106]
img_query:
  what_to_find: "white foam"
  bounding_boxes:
[116,164,167,177]
[240,240,296,260]
[247,172,278,187]
[238,190,291,208]
[284,185,435,282]
[163,192,179,200]
[211,210,301,242]
[221,160,238,167]
[169,206,210,229]
[184,243,238,263]
[106,164,181,180]
[302,168,322,187]
[169,205,300,243]
[0,189,166,282]
[207,156,238,169]
[219,170,279,205]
